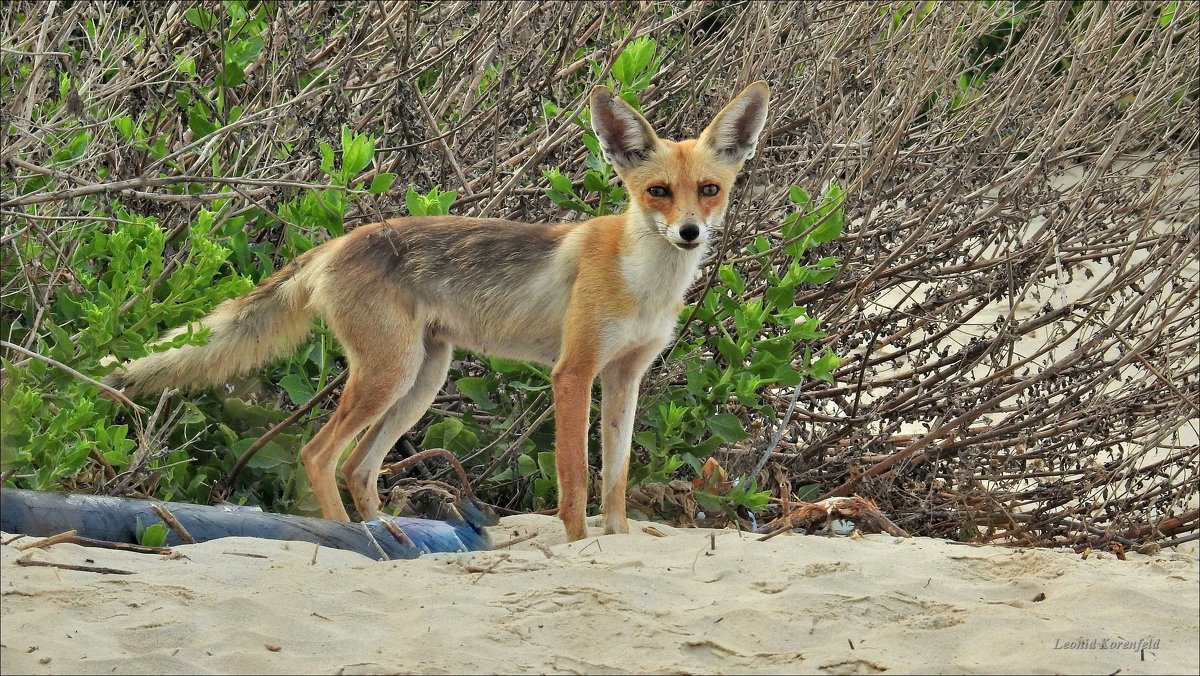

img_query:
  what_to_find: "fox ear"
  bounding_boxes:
[590,86,660,170]
[699,81,770,166]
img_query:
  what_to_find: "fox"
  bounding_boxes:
[103,81,770,541]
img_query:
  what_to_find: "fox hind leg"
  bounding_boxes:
[299,310,426,521]
[342,337,452,520]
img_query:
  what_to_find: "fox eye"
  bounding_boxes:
[647,186,670,198]
[700,184,720,197]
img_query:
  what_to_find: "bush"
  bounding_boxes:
[2,1,1196,549]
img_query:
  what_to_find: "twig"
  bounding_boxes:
[383,447,484,506]
[490,531,538,550]
[0,340,145,414]
[468,552,510,583]
[15,554,135,575]
[752,380,804,477]
[381,518,414,548]
[150,503,197,544]
[66,535,173,555]
[15,529,78,550]
[223,370,347,493]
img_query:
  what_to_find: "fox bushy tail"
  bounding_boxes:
[103,249,324,398]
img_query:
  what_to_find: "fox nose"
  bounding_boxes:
[679,222,701,242]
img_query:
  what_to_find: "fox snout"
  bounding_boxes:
[671,220,705,250]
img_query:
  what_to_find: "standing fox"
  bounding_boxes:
[105,81,770,541]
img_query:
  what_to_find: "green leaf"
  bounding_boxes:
[810,184,845,244]
[545,167,575,195]
[708,413,749,443]
[775,367,802,387]
[532,477,554,504]
[716,336,744,365]
[341,126,374,176]
[455,377,495,411]
[792,316,826,341]
[279,373,315,406]
[135,518,169,547]
[422,418,464,449]
[536,451,557,479]
[113,116,134,141]
[788,185,809,205]
[184,7,216,30]
[633,431,657,455]
[223,398,288,428]
[488,357,533,375]
[811,349,842,383]
[517,454,538,477]
[405,185,424,216]
[583,170,607,193]
[1160,1,1177,26]
[794,484,822,501]
[342,143,372,177]
[368,173,396,195]
[810,214,842,243]
[244,439,294,471]
[219,62,246,88]
[176,55,197,78]
[320,142,335,174]
[718,264,745,297]
[582,132,602,157]
[796,257,841,285]
[613,36,656,88]
[688,437,724,458]
[781,211,812,247]
[229,37,264,68]
[693,490,727,516]
[764,284,795,311]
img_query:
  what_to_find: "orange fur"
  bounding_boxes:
[104,82,770,541]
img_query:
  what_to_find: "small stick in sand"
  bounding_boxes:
[491,531,539,549]
[67,535,172,555]
[15,530,78,551]
[457,553,511,582]
[150,504,197,544]
[15,554,134,575]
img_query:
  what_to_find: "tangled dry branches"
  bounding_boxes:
[2,1,1196,550]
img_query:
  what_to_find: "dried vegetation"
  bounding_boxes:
[2,1,1197,550]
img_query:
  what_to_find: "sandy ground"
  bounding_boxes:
[1,514,1197,675]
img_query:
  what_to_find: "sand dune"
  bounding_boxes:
[2,515,1196,675]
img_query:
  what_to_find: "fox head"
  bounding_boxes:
[590,81,770,251]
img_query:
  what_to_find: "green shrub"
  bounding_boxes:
[1,11,847,529]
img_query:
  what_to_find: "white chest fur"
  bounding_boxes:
[602,233,705,362]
